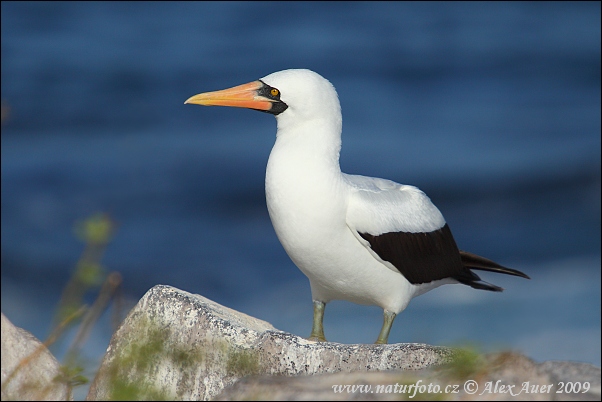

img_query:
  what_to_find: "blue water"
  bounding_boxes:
[1,2,600,386]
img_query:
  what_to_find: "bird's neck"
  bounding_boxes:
[269,119,342,180]
[265,118,345,225]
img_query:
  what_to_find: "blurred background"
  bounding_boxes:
[1,0,600,389]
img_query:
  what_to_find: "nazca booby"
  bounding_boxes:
[185,69,529,344]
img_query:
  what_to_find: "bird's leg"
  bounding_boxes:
[375,310,397,344]
[308,300,327,342]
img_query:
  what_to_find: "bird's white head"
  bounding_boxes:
[260,69,341,131]
[185,69,342,136]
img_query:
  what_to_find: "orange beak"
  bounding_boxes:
[184,80,274,112]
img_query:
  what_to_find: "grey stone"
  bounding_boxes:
[215,371,413,401]
[217,351,601,401]
[87,285,453,400]
[1,313,71,401]
[538,360,601,401]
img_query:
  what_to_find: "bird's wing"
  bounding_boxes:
[344,174,472,284]
[344,174,445,235]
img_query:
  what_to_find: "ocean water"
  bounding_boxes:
[1,2,600,389]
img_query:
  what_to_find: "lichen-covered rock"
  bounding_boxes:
[1,313,71,401]
[87,285,454,400]
[216,352,601,401]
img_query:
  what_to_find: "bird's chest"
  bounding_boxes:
[265,150,347,254]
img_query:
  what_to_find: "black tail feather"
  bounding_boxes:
[460,250,530,279]
[456,277,504,292]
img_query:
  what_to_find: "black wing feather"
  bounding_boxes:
[358,224,527,291]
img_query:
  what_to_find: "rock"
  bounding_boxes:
[1,313,71,401]
[88,284,600,401]
[87,285,454,400]
[216,351,601,401]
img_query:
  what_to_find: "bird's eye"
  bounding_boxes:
[270,88,279,97]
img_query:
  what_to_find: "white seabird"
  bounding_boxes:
[185,69,529,344]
